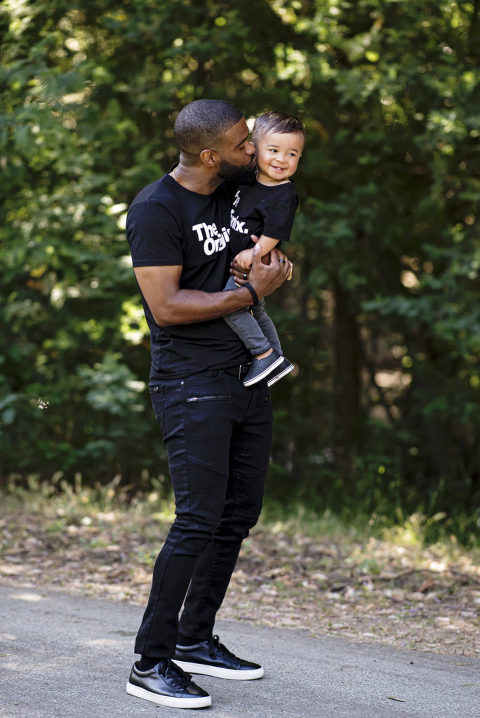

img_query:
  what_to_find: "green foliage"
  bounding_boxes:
[270,0,480,520]
[1,0,480,537]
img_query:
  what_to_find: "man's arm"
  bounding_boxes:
[135,244,290,327]
[230,237,292,285]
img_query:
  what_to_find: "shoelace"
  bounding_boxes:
[160,658,193,688]
[207,634,235,659]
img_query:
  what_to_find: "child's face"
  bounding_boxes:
[255,130,304,185]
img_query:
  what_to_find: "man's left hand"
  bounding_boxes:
[231,237,292,285]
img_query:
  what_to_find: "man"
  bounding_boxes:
[125,99,291,709]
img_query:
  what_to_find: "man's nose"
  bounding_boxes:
[245,141,255,155]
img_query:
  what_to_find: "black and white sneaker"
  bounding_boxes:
[126,659,211,709]
[267,357,295,387]
[243,350,283,387]
[174,635,264,681]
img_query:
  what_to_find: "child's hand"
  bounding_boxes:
[234,249,254,269]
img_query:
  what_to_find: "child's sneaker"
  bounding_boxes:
[243,350,283,387]
[267,357,295,387]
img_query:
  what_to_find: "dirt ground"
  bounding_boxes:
[1,508,479,657]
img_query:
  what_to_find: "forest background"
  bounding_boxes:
[2,0,480,544]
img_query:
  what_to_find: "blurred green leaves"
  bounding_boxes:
[1,1,480,529]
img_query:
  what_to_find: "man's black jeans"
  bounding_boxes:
[135,368,273,659]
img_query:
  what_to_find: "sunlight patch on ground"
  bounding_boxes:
[0,633,17,641]
[10,591,44,602]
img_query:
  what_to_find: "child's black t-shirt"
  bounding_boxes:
[229,180,298,257]
[126,174,250,379]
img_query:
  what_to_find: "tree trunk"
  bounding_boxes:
[333,278,361,478]
[468,0,480,57]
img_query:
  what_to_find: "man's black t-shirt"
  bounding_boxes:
[229,180,298,257]
[126,174,250,379]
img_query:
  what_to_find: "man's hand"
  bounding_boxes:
[242,243,290,299]
[230,234,292,286]
[134,261,273,327]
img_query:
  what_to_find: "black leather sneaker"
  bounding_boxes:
[126,659,211,709]
[173,635,264,680]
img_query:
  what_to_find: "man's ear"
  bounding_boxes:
[199,148,220,168]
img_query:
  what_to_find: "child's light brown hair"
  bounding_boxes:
[252,111,305,144]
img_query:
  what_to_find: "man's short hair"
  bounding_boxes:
[174,100,243,160]
[252,111,305,144]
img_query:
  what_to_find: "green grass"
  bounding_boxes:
[2,472,479,556]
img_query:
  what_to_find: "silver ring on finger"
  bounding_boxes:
[243,273,247,279]
[279,258,285,264]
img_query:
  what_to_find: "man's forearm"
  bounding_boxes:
[154,286,253,326]
[135,246,288,328]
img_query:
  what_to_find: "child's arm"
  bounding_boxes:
[234,235,280,269]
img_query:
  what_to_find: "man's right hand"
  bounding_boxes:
[245,243,291,299]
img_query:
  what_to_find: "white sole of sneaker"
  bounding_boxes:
[243,355,284,387]
[267,362,295,387]
[172,660,264,680]
[126,681,212,708]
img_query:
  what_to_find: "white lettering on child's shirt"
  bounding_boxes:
[230,211,248,234]
[192,222,230,256]
[229,190,249,235]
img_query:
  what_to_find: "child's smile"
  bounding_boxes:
[255,130,304,186]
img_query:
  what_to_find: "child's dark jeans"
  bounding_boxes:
[223,275,282,356]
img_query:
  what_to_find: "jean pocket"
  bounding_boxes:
[149,384,164,427]
[186,394,230,403]
[255,384,271,406]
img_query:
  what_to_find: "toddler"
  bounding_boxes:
[224,111,304,386]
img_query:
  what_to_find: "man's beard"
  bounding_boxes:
[218,158,257,184]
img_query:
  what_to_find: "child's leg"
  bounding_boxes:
[252,300,295,387]
[223,276,271,356]
[253,300,282,356]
